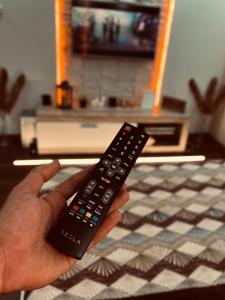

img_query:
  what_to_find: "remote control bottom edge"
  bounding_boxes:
[48,216,97,260]
[49,237,84,260]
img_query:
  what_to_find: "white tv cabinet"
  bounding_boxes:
[35,106,189,155]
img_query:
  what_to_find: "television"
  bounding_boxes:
[71,0,161,58]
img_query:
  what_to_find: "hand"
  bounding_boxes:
[0,161,128,292]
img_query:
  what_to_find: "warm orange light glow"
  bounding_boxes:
[152,104,160,116]
[151,0,175,112]
[55,0,67,106]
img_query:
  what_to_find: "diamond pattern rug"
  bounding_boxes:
[25,160,225,300]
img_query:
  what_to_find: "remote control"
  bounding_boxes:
[48,123,149,259]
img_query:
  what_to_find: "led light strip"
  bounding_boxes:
[13,156,206,166]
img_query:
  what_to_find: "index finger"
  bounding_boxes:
[42,165,95,224]
[16,160,61,194]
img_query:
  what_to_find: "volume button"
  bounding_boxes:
[102,189,114,204]
[84,180,97,194]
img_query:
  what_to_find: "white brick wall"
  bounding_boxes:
[69,56,153,103]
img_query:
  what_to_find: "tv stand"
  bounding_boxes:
[24,106,189,155]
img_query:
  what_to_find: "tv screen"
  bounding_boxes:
[72,0,160,58]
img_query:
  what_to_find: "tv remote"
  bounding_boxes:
[48,123,149,259]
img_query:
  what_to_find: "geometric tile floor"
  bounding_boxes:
[25,160,225,300]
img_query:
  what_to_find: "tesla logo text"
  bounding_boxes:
[61,230,81,245]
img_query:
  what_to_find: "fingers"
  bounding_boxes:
[55,165,95,199]
[17,160,60,193]
[43,165,95,224]
[88,210,121,251]
[108,185,129,213]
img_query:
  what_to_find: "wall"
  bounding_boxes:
[0,0,56,133]
[69,57,152,104]
[162,0,225,134]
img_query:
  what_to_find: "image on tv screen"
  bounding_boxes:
[72,5,160,58]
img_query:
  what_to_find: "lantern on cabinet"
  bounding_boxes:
[56,80,73,109]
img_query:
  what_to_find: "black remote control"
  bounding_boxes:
[48,123,149,259]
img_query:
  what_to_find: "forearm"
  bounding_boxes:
[0,246,5,292]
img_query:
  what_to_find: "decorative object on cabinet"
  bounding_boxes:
[56,80,73,109]
[162,96,186,113]
[79,95,88,109]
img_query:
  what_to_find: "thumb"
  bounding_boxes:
[18,160,61,194]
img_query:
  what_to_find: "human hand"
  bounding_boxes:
[0,161,128,292]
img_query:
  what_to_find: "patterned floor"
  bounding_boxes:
[25,160,225,300]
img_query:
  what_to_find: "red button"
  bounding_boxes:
[125,126,131,132]
[72,205,79,211]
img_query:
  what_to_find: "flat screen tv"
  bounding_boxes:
[72,0,161,58]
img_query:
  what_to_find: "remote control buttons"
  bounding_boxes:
[92,215,99,222]
[94,208,101,215]
[111,164,118,170]
[102,189,113,204]
[84,187,92,194]
[72,205,79,211]
[86,212,92,218]
[79,208,86,214]
[114,157,122,164]
[103,159,111,167]
[118,167,126,175]
[84,180,97,194]
[107,169,115,177]
[89,200,96,206]
[86,204,93,210]
[78,199,85,205]
[101,176,111,184]
[125,125,131,132]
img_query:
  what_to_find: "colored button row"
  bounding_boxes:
[72,205,99,222]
